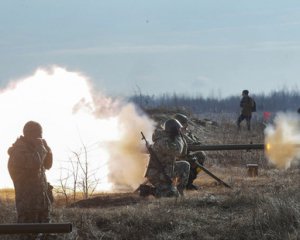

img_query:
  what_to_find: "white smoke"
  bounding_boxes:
[264,112,300,169]
[0,66,155,192]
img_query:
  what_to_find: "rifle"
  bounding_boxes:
[141,131,173,185]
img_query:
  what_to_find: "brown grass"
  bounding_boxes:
[0,120,299,239]
[0,189,15,201]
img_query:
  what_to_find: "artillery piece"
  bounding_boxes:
[188,143,265,178]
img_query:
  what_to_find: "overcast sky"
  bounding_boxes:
[1,0,300,98]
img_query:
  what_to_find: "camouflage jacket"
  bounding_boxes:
[240,96,254,117]
[152,126,164,143]
[178,129,206,165]
[7,136,52,212]
[146,133,184,179]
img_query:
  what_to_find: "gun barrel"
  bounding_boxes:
[0,223,72,234]
[188,144,265,152]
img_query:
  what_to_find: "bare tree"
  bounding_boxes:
[56,167,71,205]
[56,140,103,205]
[70,151,80,201]
[68,142,102,200]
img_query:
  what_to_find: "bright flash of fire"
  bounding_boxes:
[265,143,271,151]
[264,112,300,169]
[0,66,155,192]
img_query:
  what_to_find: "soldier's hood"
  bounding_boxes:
[7,136,29,156]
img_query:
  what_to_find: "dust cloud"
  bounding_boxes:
[264,113,300,169]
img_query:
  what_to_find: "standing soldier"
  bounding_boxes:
[237,90,255,131]
[8,121,53,224]
[145,119,190,197]
[174,113,206,190]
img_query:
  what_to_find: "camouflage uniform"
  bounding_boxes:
[8,136,53,223]
[179,130,206,189]
[146,131,190,197]
[151,126,164,142]
[237,93,254,131]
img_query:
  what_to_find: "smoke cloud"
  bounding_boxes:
[103,104,154,191]
[264,112,300,169]
[0,66,155,192]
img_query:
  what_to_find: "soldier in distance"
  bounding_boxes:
[237,90,256,131]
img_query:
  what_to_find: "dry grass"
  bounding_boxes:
[0,189,15,201]
[0,120,299,239]
[1,170,299,240]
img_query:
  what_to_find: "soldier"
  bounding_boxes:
[237,89,255,131]
[145,119,190,197]
[8,121,53,224]
[174,113,206,190]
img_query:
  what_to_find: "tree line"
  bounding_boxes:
[129,88,300,114]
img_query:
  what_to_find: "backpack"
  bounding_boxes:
[240,96,256,113]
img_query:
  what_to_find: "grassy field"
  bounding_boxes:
[0,119,299,240]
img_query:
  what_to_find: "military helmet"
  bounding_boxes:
[174,113,188,126]
[242,90,249,95]
[163,118,183,132]
[23,121,42,137]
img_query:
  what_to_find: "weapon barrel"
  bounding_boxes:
[188,144,265,152]
[0,223,72,234]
